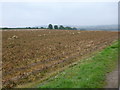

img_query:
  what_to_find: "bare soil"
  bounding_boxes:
[2,29,118,88]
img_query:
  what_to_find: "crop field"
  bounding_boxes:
[2,29,118,88]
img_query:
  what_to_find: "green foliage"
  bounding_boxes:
[40,27,46,29]
[2,24,78,30]
[2,27,8,29]
[48,24,53,29]
[39,41,118,88]
[58,25,77,30]
[59,25,65,30]
[54,25,58,29]
[26,27,31,29]
[64,27,73,30]
[72,27,77,30]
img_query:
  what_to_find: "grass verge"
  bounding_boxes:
[39,41,119,88]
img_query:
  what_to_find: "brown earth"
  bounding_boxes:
[2,29,118,88]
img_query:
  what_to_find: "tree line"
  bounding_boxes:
[47,24,77,30]
[1,24,78,30]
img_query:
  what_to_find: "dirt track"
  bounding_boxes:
[105,65,118,88]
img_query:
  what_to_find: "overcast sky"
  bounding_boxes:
[0,2,118,27]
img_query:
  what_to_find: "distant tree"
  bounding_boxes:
[2,27,8,29]
[54,25,58,29]
[59,25,65,30]
[40,27,45,29]
[73,27,77,30]
[26,27,31,29]
[48,24,53,29]
[65,27,73,30]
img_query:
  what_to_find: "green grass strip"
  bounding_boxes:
[39,41,119,88]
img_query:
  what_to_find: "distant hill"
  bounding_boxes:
[76,25,118,31]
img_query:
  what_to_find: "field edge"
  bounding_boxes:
[38,40,118,88]
[16,40,118,88]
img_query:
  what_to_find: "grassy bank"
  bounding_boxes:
[39,41,118,88]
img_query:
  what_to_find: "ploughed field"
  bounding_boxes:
[2,29,118,88]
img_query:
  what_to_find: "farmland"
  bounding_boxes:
[2,29,118,88]
[39,41,119,88]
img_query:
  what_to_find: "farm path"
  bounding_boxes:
[105,64,118,88]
